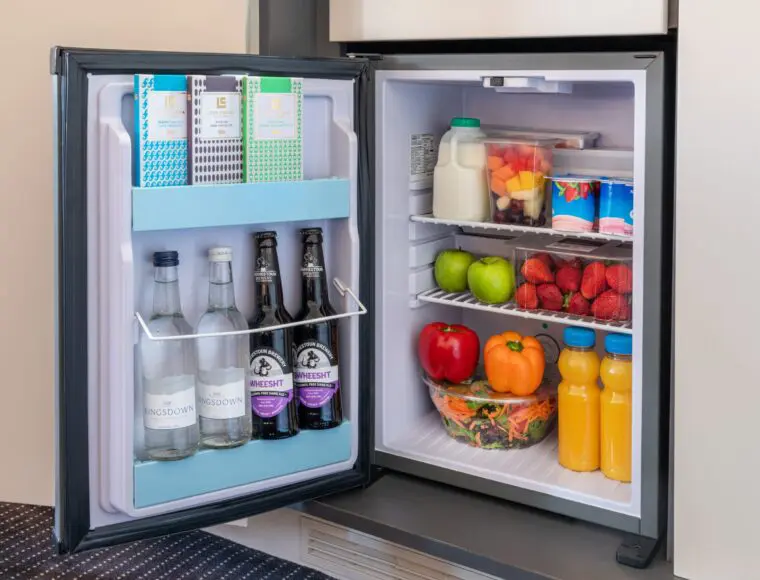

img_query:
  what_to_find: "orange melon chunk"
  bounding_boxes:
[487,156,505,171]
[492,163,516,182]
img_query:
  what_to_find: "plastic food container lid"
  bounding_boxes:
[451,117,481,128]
[423,373,556,405]
[483,136,559,147]
[563,326,596,348]
[549,174,600,183]
[605,333,633,355]
[601,177,634,185]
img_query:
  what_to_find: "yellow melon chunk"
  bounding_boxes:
[519,171,538,190]
[505,175,523,195]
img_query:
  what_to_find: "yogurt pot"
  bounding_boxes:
[599,179,634,236]
[550,176,600,233]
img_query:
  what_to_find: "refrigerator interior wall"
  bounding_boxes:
[86,74,360,528]
[375,69,645,518]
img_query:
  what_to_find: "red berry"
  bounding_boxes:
[556,266,582,293]
[591,290,632,321]
[533,252,554,271]
[580,262,607,300]
[553,256,583,270]
[606,264,633,294]
[515,283,539,309]
[565,292,590,316]
[536,283,563,311]
[521,258,554,284]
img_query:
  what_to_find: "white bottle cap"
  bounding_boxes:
[208,247,233,262]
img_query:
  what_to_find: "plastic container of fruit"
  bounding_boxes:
[513,236,633,324]
[482,125,600,149]
[485,137,556,227]
[424,372,557,449]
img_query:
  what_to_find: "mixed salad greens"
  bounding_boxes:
[425,374,557,450]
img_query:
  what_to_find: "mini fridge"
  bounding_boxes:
[53,47,671,566]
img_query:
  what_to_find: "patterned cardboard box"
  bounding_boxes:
[187,75,244,185]
[242,77,303,183]
[133,75,188,187]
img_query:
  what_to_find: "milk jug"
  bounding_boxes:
[432,118,489,222]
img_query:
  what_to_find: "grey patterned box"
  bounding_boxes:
[187,75,244,185]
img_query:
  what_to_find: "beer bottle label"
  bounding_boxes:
[293,340,340,408]
[248,347,294,418]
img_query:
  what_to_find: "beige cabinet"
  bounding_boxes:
[0,0,250,507]
[330,0,673,42]
[674,1,760,578]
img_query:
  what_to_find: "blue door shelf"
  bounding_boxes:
[132,178,351,232]
[134,420,352,508]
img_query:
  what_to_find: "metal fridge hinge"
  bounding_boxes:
[50,46,62,75]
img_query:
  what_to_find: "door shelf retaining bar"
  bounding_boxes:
[135,278,366,341]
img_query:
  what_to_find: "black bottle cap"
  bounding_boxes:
[300,227,323,242]
[255,230,278,247]
[153,251,179,267]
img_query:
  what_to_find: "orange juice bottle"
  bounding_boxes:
[600,333,633,482]
[558,327,600,472]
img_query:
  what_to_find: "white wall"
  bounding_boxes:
[329,0,669,41]
[673,3,760,580]
[0,0,251,507]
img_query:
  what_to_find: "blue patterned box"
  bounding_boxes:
[134,75,188,187]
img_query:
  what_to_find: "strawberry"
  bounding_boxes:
[556,266,581,293]
[533,252,554,271]
[580,261,607,299]
[591,290,632,321]
[565,292,590,316]
[606,264,633,294]
[553,256,583,270]
[515,283,539,309]
[521,258,554,284]
[536,283,563,311]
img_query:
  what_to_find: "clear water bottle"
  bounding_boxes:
[195,247,252,448]
[139,251,199,461]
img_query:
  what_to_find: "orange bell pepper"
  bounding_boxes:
[484,331,545,395]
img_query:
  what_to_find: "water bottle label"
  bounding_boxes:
[144,384,196,430]
[294,341,340,409]
[249,348,294,418]
[197,379,247,420]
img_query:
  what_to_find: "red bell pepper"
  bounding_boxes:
[418,322,480,383]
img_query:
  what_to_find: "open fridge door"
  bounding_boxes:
[371,52,670,566]
[52,48,374,553]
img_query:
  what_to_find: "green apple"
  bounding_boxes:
[467,257,516,304]
[434,249,476,293]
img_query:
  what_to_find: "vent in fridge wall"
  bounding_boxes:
[375,68,644,527]
[86,73,363,525]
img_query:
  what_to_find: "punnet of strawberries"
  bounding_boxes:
[515,252,633,322]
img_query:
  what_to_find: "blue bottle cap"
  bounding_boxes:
[605,333,632,355]
[563,327,595,348]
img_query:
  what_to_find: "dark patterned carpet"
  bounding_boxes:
[0,502,333,579]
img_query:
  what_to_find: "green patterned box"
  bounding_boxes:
[242,76,303,183]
